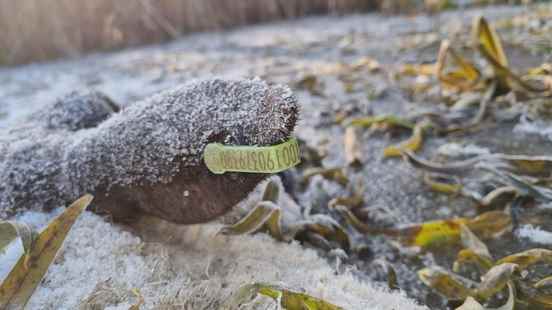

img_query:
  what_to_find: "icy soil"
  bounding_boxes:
[1,4,551,309]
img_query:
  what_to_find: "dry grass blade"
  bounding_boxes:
[0,194,93,309]
[0,221,37,257]
[402,151,479,175]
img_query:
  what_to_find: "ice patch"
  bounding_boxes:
[516,225,552,245]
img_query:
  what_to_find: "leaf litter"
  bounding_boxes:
[218,9,552,310]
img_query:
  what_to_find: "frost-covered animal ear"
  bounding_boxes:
[27,90,119,131]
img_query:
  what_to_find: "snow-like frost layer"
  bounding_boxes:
[516,225,552,246]
[1,180,425,309]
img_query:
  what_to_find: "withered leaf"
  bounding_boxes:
[0,194,93,309]
[418,266,475,300]
[348,115,415,130]
[534,276,552,289]
[476,263,518,299]
[224,282,344,310]
[383,120,429,158]
[302,167,349,186]
[456,282,515,310]
[0,221,37,257]
[460,224,493,262]
[496,248,552,270]
[218,201,279,236]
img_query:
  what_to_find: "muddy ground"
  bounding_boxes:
[1,4,552,309]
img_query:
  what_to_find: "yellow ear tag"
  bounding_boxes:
[204,138,301,174]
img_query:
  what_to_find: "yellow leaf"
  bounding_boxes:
[225,283,344,310]
[400,218,466,249]
[400,64,436,77]
[453,249,494,274]
[472,16,547,93]
[436,40,481,92]
[218,201,279,236]
[418,267,474,300]
[348,115,415,130]
[423,173,462,195]
[0,194,93,309]
[472,16,508,67]
[496,248,552,270]
[399,211,510,249]
[465,211,511,240]
[383,121,429,157]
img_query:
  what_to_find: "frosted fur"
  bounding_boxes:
[0,78,298,218]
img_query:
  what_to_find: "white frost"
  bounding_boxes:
[516,225,552,245]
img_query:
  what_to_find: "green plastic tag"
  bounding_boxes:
[204,138,301,174]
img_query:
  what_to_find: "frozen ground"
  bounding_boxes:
[1,4,552,309]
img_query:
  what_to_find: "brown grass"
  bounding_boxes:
[0,0,536,66]
[0,0,379,66]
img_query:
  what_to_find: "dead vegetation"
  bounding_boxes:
[0,0,376,66]
[0,0,541,66]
